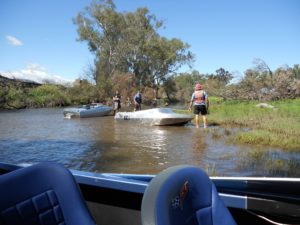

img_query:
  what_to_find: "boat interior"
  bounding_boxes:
[0,162,299,225]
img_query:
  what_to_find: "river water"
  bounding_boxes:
[0,108,299,177]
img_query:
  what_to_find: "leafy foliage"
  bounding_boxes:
[29,84,70,107]
[74,0,193,96]
[224,64,300,100]
[170,63,299,103]
[6,86,27,109]
[67,79,98,105]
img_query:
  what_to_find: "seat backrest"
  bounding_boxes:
[141,165,237,225]
[0,163,95,225]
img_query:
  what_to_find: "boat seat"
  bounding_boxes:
[141,165,237,225]
[0,163,95,225]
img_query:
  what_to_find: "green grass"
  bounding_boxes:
[208,98,300,151]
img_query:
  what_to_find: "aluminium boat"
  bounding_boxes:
[0,162,299,225]
[63,103,112,118]
[114,108,193,126]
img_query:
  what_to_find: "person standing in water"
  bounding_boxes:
[113,90,121,115]
[133,91,142,111]
[188,83,209,128]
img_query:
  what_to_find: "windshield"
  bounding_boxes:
[0,0,299,178]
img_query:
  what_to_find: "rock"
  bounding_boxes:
[256,103,275,109]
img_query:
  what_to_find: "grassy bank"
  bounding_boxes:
[208,98,300,151]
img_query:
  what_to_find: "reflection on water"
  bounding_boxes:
[0,108,299,177]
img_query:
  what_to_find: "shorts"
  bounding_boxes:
[193,105,207,115]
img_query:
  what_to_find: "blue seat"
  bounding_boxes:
[141,165,237,225]
[0,163,95,225]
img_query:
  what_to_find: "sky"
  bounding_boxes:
[0,0,299,84]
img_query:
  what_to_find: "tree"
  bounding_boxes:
[68,80,98,104]
[204,68,233,97]
[253,58,272,77]
[273,67,300,99]
[74,0,193,99]
[215,68,233,84]
[74,0,125,82]
[252,58,273,87]
[292,64,300,79]
[172,71,205,102]
[123,8,162,74]
[143,37,193,98]
[163,76,177,102]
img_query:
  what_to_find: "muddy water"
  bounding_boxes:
[0,108,299,177]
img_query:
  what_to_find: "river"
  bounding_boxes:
[0,108,299,177]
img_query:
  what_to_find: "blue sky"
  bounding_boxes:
[0,0,299,84]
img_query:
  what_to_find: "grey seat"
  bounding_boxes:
[0,163,95,225]
[141,165,237,225]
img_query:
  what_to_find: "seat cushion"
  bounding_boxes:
[141,165,236,225]
[0,163,95,225]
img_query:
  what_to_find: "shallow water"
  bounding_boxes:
[0,108,299,177]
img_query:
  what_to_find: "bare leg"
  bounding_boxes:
[195,115,199,128]
[202,115,207,128]
[134,103,137,112]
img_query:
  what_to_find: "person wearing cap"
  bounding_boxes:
[188,83,209,128]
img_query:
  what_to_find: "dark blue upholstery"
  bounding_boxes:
[0,163,95,225]
[141,165,237,225]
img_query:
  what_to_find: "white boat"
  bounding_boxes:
[63,103,112,118]
[114,108,193,125]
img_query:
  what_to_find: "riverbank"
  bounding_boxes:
[206,98,300,151]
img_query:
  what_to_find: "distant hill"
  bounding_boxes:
[0,74,41,88]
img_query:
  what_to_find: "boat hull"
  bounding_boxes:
[115,108,193,126]
[63,105,112,118]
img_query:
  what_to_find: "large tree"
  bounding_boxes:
[145,37,193,98]
[75,0,124,76]
[74,0,193,98]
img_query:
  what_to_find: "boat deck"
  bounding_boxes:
[1,163,299,225]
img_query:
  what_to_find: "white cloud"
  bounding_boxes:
[6,35,23,46]
[1,64,74,85]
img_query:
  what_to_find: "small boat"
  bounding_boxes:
[63,103,112,118]
[114,108,193,126]
[0,162,299,225]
